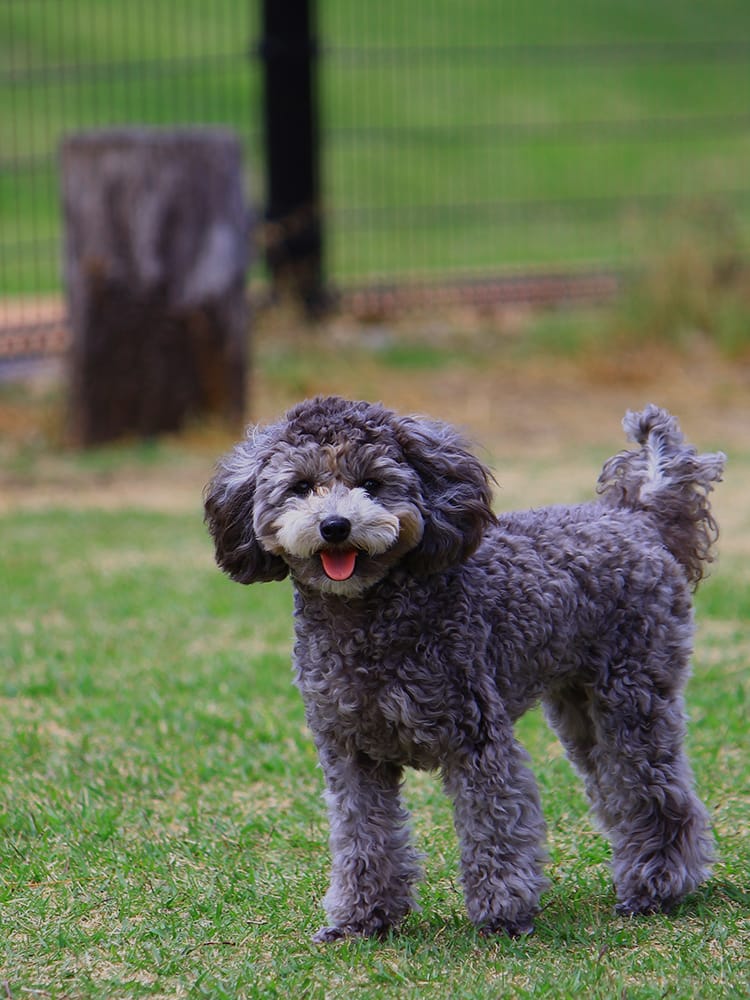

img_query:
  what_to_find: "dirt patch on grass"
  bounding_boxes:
[1,318,747,521]
[251,316,749,453]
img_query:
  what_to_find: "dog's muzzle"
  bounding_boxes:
[318,516,358,581]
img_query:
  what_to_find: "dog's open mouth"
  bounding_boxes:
[320,548,358,582]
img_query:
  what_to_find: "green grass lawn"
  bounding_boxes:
[2,1,750,294]
[1,315,748,995]
[1,492,747,997]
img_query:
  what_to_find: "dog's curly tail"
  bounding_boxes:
[597,404,726,588]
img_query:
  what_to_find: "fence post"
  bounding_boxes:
[261,0,324,316]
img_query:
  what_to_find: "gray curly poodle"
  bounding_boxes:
[204,396,725,941]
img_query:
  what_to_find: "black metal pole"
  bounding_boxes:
[260,0,324,316]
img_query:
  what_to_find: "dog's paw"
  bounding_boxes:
[313,925,351,943]
[615,886,680,917]
[615,893,674,917]
[479,917,535,939]
[312,922,390,943]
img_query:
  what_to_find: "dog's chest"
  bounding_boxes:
[311,670,447,766]
[293,592,479,766]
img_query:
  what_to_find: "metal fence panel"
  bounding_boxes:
[0,0,261,338]
[2,1,749,336]
[320,2,750,288]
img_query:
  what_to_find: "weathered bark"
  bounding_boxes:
[61,128,249,445]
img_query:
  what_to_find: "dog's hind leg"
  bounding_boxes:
[313,743,423,942]
[565,669,714,916]
[442,727,549,936]
[543,684,619,832]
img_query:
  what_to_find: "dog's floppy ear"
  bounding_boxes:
[204,425,289,584]
[394,415,496,575]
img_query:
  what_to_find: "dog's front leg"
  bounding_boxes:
[442,731,549,937]
[313,739,423,942]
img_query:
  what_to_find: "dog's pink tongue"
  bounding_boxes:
[320,549,357,581]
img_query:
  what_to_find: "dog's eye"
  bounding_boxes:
[360,478,381,496]
[290,480,313,497]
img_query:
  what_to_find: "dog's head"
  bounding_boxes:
[204,396,496,597]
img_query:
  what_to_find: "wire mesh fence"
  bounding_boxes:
[0,0,261,339]
[2,1,749,340]
[321,4,750,290]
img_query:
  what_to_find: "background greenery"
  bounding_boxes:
[1,3,748,993]
[2,0,750,294]
[1,324,748,996]
[1,494,747,998]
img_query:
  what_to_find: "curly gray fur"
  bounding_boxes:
[597,403,724,588]
[204,396,725,941]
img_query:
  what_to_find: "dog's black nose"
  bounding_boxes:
[320,516,352,543]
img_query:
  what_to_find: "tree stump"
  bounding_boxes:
[61,128,250,445]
